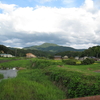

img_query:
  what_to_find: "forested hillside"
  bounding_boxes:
[55,46,100,58]
[81,46,100,57]
[0,45,53,57]
[23,43,85,53]
[1,44,100,58]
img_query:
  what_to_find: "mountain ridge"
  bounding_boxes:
[23,43,85,53]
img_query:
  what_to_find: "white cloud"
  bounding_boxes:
[0,2,17,13]
[82,0,94,12]
[0,0,100,49]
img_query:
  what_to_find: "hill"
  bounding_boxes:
[0,45,53,57]
[0,45,14,54]
[23,43,85,53]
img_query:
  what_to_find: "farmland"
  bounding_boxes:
[0,57,100,100]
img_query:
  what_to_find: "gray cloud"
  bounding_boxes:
[0,0,100,49]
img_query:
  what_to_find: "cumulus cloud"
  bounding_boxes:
[0,0,100,49]
[0,2,17,13]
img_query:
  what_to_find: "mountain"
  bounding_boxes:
[36,43,59,48]
[0,45,14,54]
[0,45,53,57]
[23,43,85,53]
[24,43,58,50]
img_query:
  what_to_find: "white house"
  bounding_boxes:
[75,56,79,60]
[63,55,68,59]
[0,54,13,57]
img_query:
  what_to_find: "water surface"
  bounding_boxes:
[0,69,18,81]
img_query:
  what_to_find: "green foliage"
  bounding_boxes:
[81,46,100,57]
[56,51,82,58]
[1,58,100,99]
[0,74,4,79]
[23,43,83,53]
[81,58,95,65]
[62,59,76,65]
[0,45,54,57]
[45,67,100,98]
[0,45,14,55]
[0,69,65,100]
[0,59,32,69]
[32,59,63,69]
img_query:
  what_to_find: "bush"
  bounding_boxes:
[81,58,95,65]
[62,59,76,65]
[32,59,63,69]
[46,67,100,98]
[0,74,3,79]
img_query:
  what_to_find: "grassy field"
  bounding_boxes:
[0,59,32,69]
[59,62,100,76]
[0,69,65,100]
[0,57,100,99]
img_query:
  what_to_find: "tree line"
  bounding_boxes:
[1,45,100,58]
[55,46,100,58]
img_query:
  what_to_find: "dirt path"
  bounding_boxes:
[63,95,100,100]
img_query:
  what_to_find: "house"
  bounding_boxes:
[83,56,88,60]
[79,56,88,61]
[75,56,79,60]
[0,54,13,57]
[54,56,62,60]
[63,56,68,59]
[26,53,36,58]
[79,57,84,61]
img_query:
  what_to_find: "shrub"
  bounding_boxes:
[0,74,3,79]
[46,67,100,98]
[62,59,76,65]
[81,58,95,65]
[32,59,63,69]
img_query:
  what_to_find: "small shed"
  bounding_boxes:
[54,56,62,60]
[26,53,36,58]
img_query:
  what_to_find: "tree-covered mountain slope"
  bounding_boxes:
[23,43,85,53]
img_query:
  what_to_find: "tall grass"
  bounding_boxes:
[0,69,66,100]
[0,74,3,79]
[0,59,32,69]
[1,58,100,99]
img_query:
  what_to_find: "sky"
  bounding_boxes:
[0,0,100,49]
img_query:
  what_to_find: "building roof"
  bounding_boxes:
[54,56,61,57]
[26,53,36,57]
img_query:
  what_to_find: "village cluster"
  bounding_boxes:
[0,52,100,61]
